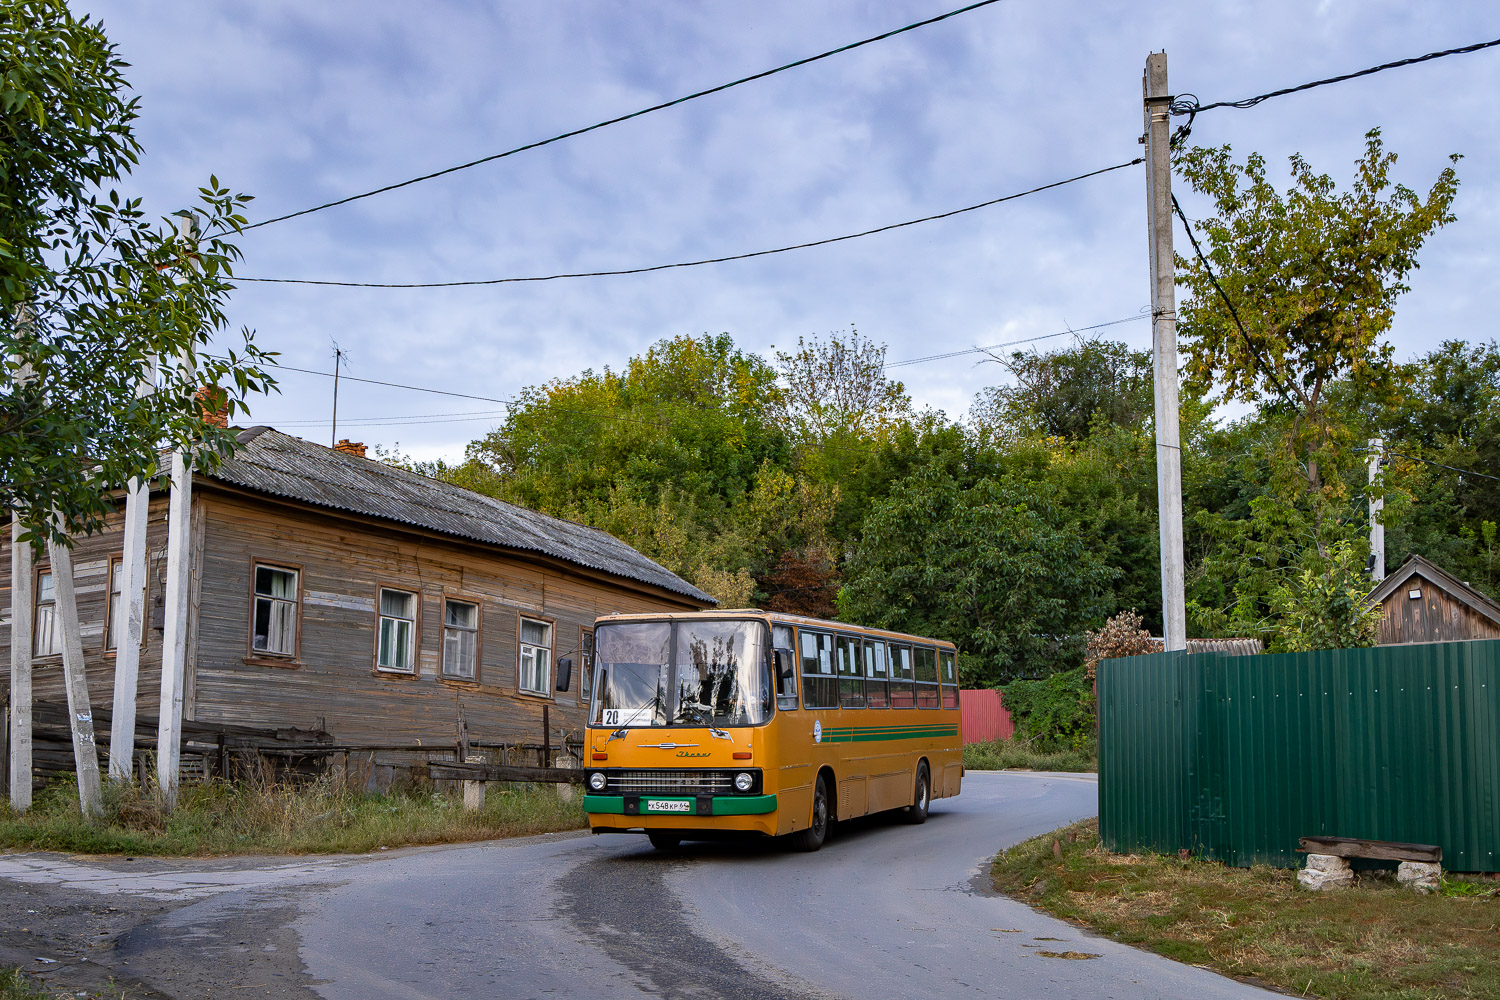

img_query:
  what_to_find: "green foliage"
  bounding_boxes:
[1266,539,1382,652]
[0,1,275,543]
[972,339,1154,440]
[838,468,1115,686]
[1001,667,1096,753]
[962,736,1096,772]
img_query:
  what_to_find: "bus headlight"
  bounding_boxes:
[734,772,754,793]
[588,772,607,792]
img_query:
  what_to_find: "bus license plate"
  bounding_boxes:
[645,799,691,813]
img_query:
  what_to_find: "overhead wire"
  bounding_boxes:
[1375,448,1500,485]
[238,160,1144,288]
[884,313,1148,369]
[244,0,1011,230]
[1169,35,1500,144]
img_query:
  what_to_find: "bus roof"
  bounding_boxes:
[594,609,958,651]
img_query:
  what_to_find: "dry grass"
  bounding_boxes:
[992,819,1500,1000]
[0,764,586,856]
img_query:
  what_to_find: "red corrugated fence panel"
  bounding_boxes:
[959,689,1013,743]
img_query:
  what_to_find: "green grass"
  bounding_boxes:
[0,772,586,856]
[963,736,1096,772]
[992,818,1500,1000]
[0,969,49,1000]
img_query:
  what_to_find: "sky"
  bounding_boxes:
[77,1,1500,461]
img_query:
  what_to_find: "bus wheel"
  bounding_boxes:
[648,832,681,850]
[792,775,831,852]
[905,763,930,825]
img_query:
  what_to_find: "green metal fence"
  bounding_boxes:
[1098,640,1500,871]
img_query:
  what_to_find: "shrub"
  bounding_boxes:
[1001,666,1095,753]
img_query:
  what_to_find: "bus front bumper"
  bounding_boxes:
[583,793,777,817]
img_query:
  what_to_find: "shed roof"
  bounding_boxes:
[1367,553,1500,628]
[203,427,715,604]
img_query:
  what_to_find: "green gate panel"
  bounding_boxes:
[1099,640,1500,871]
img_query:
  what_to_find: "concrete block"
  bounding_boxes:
[1397,861,1441,894]
[1304,853,1352,873]
[1298,854,1354,891]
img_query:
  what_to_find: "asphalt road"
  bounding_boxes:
[2,771,1283,999]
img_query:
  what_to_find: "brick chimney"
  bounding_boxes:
[334,438,367,458]
[195,386,229,428]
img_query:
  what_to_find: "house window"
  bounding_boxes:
[34,570,61,657]
[105,558,123,650]
[377,588,417,672]
[519,617,553,695]
[252,565,299,656]
[580,627,595,702]
[442,599,479,680]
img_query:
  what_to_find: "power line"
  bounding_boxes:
[884,314,1148,369]
[1170,35,1500,141]
[245,0,1012,231]
[245,359,674,430]
[1169,193,1298,405]
[1381,449,1500,485]
[238,160,1144,288]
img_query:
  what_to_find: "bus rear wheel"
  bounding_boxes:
[905,763,930,824]
[647,832,681,850]
[792,775,831,852]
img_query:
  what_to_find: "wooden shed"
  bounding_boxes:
[1368,554,1500,646]
[1,427,714,757]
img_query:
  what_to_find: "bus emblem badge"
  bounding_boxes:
[813,720,822,744]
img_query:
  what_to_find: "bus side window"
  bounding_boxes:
[889,644,915,708]
[836,634,866,708]
[774,648,799,710]
[914,646,940,708]
[800,630,838,709]
[864,640,890,708]
[939,650,959,708]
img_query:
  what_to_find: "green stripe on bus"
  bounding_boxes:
[820,726,959,743]
[583,794,778,816]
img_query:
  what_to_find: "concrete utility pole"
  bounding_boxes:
[1369,438,1385,582]
[157,212,200,805]
[46,533,104,818]
[1143,51,1188,651]
[9,517,34,811]
[108,359,157,783]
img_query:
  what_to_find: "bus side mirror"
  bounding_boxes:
[556,656,573,692]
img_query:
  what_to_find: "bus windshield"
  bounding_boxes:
[592,619,772,728]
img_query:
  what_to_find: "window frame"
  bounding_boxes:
[247,560,303,663]
[888,643,916,709]
[579,625,595,703]
[864,638,891,709]
[33,564,61,659]
[440,594,483,683]
[104,556,123,654]
[835,633,866,709]
[517,613,556,698]
[374,585,420,675]
[797,628,838,710]
[913,644,941,709]
[939,649,960,708]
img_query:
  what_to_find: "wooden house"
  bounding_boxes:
[1368,554,1500,645]
[1,427,714,755]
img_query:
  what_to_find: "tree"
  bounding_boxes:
[775,326,910,445]
[838,467,1115,687]
[972,339,1154,441]
[0,1,274,543]
[1175,129,1459,500]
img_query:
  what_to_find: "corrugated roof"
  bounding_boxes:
[203,427,715,604]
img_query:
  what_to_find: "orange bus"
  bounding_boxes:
[582,610,962,851]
